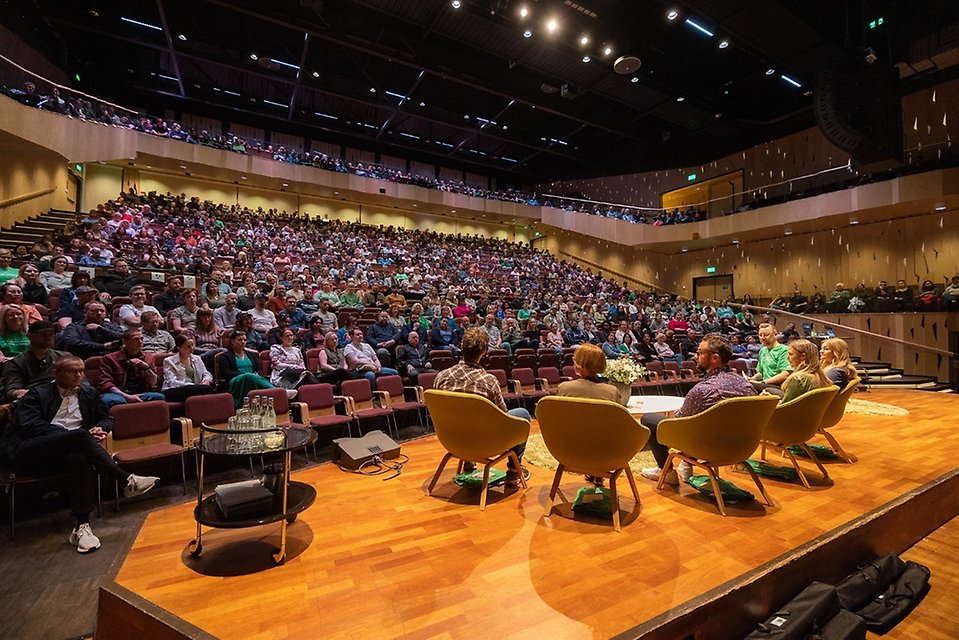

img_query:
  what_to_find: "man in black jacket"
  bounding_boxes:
[0,356,159,553]
[58,301,124,359]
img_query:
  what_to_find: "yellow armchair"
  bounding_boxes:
[536,396,650,532]
[817,378,860,463]
[761,385,840,488]
[424,390,531,510]
[656,395,781,516]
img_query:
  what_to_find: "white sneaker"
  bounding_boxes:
[124,474,159,498]
[641,466,679,485]
[69,523,101,553]
[677,461,693,482]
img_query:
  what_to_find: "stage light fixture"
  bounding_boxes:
[523,29,532,38]
[676,96,684,102]
[631,77,639,83]
[765,68,775,75]
[780,74,801,88]
[312,71,319,77]
[580,35,589,46]
[685,19,713,37]
[719,39,729,49]
[178,34,187,41]
[250,53,258,60]
[582,55,590,63]
[370,87,376,93]
[519,6,528,18]
[603,46,612,56]
[547,18,558,33]
[451,0,461,8]
[667,9,679,21]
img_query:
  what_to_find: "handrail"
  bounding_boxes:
[0,187,56,210]
[557,251,671,294]
[735,303,956,359]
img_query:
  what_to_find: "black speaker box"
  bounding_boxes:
[333,430,401,470]
[814,63,903,170]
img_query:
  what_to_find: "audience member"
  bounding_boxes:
[2,321,68,401]
[58,301,123,359]
[779,339,834,403]
[748,323,792,395]
[98,329,166,408]
[161,334,215,402]
[118,285,160,330]
[218,330,273,407]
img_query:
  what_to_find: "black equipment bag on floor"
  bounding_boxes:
[744,581,840,639]
[854,561,931,635]
[835,553,906,611]
[805,609,867,640]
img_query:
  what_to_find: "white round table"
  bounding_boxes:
[626,395,685,417]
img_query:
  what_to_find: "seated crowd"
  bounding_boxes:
[0,187,862,553]
[769,278,959,314]
[5,80,710,227]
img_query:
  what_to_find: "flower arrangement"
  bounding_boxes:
[603,358,647,385]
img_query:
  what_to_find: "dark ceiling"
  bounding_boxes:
[3,0,957,183]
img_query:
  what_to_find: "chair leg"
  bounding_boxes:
[609,469,622,532]
[799,443,830,481]
[782,448,811,489]
[114,478,120,513]
[705,468,727,516]
[428,452,453,495]
[820,428,855,463]
[180,453,187,495]
[656,452,676,491]
[479,464,492,511]
[8,482,15,540]
[96,474,101,517]
[624,466,641,505]
[742,461,774,506]
[507,451,528,490]
[543,465,564,518]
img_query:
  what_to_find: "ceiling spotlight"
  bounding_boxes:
[282,183,289,187]
[419,101,426,106]
[667,9,679,21]
[603,46,612,57]
[523,29,532,38]
[250,53,258,60]
[804,90,813,96]
[370,87,376,93]
[312,71,319,77]
[450,0,461,8]
[732,239,740,245]
[719,39,729,49]
[676,96,684,102]
[784,229,793,236]
[850,219,860,225]
[582,55,590,63]
[580,35,589,46]
[934,202,947,211]
[547,18,558,33]
[178,34,187,41]
[502,125,508,130]
[765,68,775,75]
[630,77,639,83]
[681,247,688,253]
[715,113,722,118]
[519,6,528,18]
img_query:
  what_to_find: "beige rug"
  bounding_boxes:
[844,398,909,416]
[523,433,657,474]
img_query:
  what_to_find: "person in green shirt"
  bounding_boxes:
[517,300,531,321]
[0,304,30,361]
[748,322,792,394]
[779,339,834,404]
[0,249,19,285]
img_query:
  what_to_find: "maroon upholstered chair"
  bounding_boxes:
[376,374,427,430]
[106,401,185,510]
[296,383,355,437]
[340,378,397,438]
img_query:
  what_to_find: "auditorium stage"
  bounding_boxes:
[97,390,959,640]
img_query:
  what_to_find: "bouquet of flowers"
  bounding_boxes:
[603,358,647,385]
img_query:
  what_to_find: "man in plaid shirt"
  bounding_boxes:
[434,327,531,485]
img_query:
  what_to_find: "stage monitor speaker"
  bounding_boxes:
[333,430,401,471]
[814,63,903,171]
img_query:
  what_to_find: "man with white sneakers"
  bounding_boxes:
[0,356,159,553]
[641,333,756,485]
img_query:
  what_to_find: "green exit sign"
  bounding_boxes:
[687,173,697,181]
[706,266,717,274]
[74,164,82,173]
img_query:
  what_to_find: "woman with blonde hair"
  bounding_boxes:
[779,339,834,404]
[557,343,620,404]
[820,337,858,387]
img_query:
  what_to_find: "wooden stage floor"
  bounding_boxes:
[107,390,959,639]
